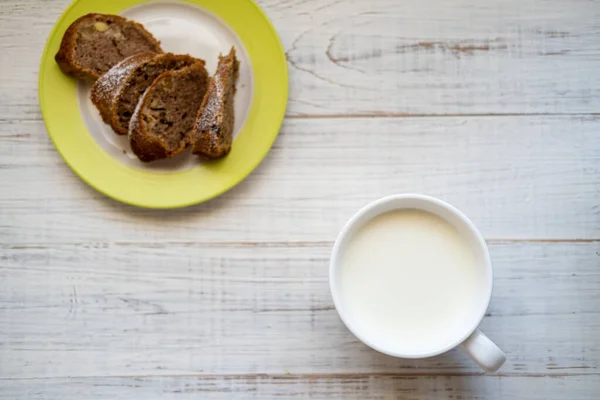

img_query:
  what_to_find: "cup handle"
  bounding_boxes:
[460,329,506,372]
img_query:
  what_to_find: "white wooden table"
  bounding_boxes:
[1,0,600,398]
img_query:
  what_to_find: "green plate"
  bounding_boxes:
[39,0,288,208]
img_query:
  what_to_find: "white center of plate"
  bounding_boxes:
[77,1,254,172]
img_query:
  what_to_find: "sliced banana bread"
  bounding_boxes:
[90,52,155,128]
[191,47,240,159]
[91,53,201,135]
[55,13,162,82]
[129,62,209,162]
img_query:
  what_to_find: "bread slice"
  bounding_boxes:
[129,62,209,162]
[90,52,155,129]
[191,47,240,159]
[91,53,201,135]
[55,13,162,83]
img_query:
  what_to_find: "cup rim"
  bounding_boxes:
[329,194,494,359]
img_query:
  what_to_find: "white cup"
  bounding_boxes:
[329,194,506,372]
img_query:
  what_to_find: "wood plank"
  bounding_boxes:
[276,0,600,116]
[1,374,599,399]
[1,242,598,378]
[1,116,599,243]
[2,0,600,119]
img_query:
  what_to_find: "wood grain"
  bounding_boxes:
[1,116,599,243]
[2,0,600,119]
[276,0,600,116]
[2,374,599,399]
[1,242,598,378]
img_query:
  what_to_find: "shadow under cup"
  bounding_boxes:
[329,194,493,359]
